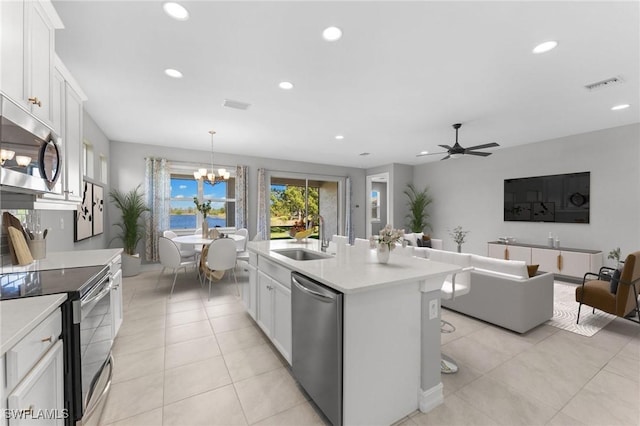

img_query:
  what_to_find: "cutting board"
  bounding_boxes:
[8,226,33,265]
[2,212,28,264]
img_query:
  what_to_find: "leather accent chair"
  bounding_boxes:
[576,251,640,324]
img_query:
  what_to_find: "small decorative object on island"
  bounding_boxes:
[193,197,212,238]
[449,226,469,253]
[608,247,622,269]
[372,224,404,264]
[110,185,149,277]
[289,219,311,241]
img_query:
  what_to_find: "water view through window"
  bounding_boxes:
[170,175,233,229]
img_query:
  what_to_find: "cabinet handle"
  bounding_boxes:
[24,405,35,415]
[41,336,52,343]
[28,97,42,107]
[557,254,563,271]
[504,248,509,260]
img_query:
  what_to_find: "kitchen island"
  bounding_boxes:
[247,239,460,425]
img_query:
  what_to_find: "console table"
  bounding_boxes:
[487,241,602,281]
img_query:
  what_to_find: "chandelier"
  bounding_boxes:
[193,130,229,182]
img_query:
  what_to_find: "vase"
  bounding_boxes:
[202,220,209,238]
[377,244,390,264]
[457,244,462,253]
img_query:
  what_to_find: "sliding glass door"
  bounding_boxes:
[269,174,342,240]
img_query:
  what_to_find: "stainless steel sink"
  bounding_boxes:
[273,249,332,261]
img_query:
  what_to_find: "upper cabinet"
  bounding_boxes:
[0,0,64,131]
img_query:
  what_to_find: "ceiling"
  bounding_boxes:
[52,1,639,169]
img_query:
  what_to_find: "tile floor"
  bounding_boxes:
[100,267,640,426]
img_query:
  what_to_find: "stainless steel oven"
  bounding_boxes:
[75,270,113,426]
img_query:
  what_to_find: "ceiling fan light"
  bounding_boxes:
[449,154,461,159]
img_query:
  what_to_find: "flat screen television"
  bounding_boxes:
[504,172,590,223]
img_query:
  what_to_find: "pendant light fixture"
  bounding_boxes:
[193,130,229,182]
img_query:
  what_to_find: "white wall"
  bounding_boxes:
[413,124,640,263]
[109,141,367,255]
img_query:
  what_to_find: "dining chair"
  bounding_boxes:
[204,238,239,300]
[162,230,197,260]
[235,228,250,265]
[157,236,197,297]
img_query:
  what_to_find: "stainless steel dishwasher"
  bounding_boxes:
[291,272,343,426]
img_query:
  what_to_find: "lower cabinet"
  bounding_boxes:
[7,341,64,426]
[243,264,257,320]
[256,270,292,364]
[110,257,123,339]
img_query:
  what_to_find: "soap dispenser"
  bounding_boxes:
[547,232,554,248]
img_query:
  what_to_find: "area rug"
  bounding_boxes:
[546,282,616,337]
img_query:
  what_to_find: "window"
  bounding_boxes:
[99,154,108,183]
[169,171,236,230]
[82,141,94,178]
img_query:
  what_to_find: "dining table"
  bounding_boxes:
[172,233,246,251]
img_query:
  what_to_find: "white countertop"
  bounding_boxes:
[248,239,460,294]
[0,293,67,355]
[0,248,123,273]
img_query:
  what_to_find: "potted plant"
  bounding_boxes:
[608,247,622,269]
[404,183,433,233]
[449,226,470,253]
[110,185,149,277]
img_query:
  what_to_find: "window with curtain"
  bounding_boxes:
[169,171,236,230]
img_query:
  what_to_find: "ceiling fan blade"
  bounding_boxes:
[464,142,499,151]
[465,151,492,157]
[416,151,447,157]
[440,155,451,160]
[438,144,453,150]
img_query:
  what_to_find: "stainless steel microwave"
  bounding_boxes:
[0,95,62,194]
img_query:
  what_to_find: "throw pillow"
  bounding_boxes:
[527,264,539,277]
[610,268,622,294]
[416,238,424,247]
[422,237,432,248]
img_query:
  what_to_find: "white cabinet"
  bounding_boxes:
[7,340,64,426]
[3,307,65,426]
[531,247,600,278]
[487,243,531,262]
[0,0,63,129]
[255,269,292,364]
[110,256,123,338]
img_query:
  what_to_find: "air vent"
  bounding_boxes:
[222,99,251,110]
[584,76,624,91]
[359,152,371,156]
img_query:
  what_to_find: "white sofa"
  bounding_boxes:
[415,248,554,333]
[404,233,443,250]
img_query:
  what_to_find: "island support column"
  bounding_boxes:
[419,279,445,412]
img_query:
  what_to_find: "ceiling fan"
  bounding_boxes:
[418,123,500,160]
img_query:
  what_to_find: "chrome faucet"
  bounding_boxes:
[318,215,329,252]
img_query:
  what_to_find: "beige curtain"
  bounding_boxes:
[256,168,269,240]
[144,158,170,261]
[235,165,248,230]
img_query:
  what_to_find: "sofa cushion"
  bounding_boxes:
[404,232,423,246]
[471,254,528,279]
[424,248,472,268]
[609,268,621,294]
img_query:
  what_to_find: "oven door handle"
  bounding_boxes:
[80,275,112,308]
[83,354,114,421]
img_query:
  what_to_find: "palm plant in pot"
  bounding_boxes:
[404,183,433,233]
[110,185,149,277]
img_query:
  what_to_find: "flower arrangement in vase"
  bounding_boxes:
[449,226,469,253]
[193,197,212,237]
[371,224,404,263]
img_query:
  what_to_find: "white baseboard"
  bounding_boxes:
[419,382,444,413]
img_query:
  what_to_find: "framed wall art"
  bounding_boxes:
[92,183,104,236]
[75,181,93,241]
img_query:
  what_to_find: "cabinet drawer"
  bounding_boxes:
[258,256,291,288]
[6,310,61,390]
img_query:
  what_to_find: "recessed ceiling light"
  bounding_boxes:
[164,68,183,78]
[611,104,630,111]
[163,2,189,21]
[532,40,558,54]
[420,150,428,155]
[323,26,342,42]
[335,135,344,140]
[279,81,294,90]
[359,152,370,156]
